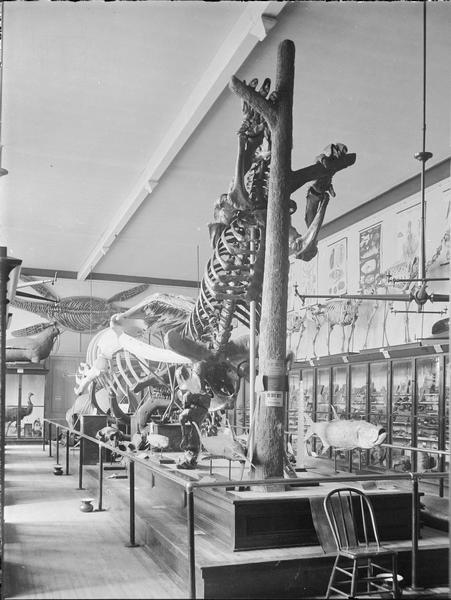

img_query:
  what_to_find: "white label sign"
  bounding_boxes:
[266,359,285,376]
[262,391,284,407]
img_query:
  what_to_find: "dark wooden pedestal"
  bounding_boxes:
[193,485,413,551]
[80,415,108,465]
[81,458,449,598]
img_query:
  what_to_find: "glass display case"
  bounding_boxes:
[316,368,330,421]
[292,345,447,483]
[302,369,315,417]
[390,359,413,472]
[350,364,368,419]
[331,365,349,466]
[369,362,388,468]
[299,369,314,457]
[415,356,440,473]
[5,370,46,440]
[350,364,368,467]
[314,368,330,454]
[332,366,347,416]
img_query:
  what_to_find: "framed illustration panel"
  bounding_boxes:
[297,255,318,300]
[327,237,347,294]
[395,203,420,265]
[359,223,382,290]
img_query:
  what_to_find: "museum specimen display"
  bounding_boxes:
[66,39,355,476]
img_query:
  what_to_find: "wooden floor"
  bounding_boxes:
[3,443,185,599]
[3,443,450,599]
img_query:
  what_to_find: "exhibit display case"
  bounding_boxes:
[332,365,347,415]
[369,362,388,469]
[5,365,48,440]
[291,341,449,484]
[391,359,413,472]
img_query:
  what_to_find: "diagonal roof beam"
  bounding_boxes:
[77,2,286,281]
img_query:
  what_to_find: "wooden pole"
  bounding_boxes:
[249,227,257,431]
[0,247,21,599]
[229,40,356,481]
[253,40,294,480]
[231,40,295,480]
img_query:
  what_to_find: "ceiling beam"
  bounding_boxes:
[77,1,286,281]
[22,267,199,289]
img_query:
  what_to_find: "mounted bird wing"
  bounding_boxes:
[18,274,60,301]
[11,321,57,337]
[106,283,150,304]
[115,293,195,336]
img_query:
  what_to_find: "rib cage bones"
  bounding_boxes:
[74,75,351,416]
[74,111,270,412]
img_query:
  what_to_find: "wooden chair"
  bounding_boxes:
[323,487,401,599]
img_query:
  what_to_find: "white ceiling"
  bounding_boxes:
[1,1,450,287]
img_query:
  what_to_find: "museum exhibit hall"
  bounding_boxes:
[0,1,450,599]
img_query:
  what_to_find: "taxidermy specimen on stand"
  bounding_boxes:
[5,322,60,363]
[5,392,34,435]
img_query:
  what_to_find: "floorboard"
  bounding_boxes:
[3,444,185,599]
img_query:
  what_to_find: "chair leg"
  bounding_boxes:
[326,554,340,599]
[350,558,358,598]
[366,558,372,593]
[391,554,400,599]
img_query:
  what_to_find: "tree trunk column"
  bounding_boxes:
[253,40,295,480]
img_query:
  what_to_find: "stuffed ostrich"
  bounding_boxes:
[6,392,34,435]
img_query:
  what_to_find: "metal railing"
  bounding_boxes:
[42,418,448,599]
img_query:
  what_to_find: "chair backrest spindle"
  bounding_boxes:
[324,487,381,552]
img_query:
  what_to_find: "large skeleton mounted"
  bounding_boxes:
[72,53,355,470]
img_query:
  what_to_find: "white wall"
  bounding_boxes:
[288,176,450,359]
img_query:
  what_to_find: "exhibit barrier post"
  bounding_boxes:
[126,459,139,547]
[56,425,60,465]
[98,445,104,512]
[186,484,196,600]
[77,437,84,490]
[411,475,420,590]
[65,430,70,475]
[48,422,52,457]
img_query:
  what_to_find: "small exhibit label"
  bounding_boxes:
[266,359,285,376]
[262,391,284,407]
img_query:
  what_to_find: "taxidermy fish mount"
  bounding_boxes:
[304,407,386,457]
